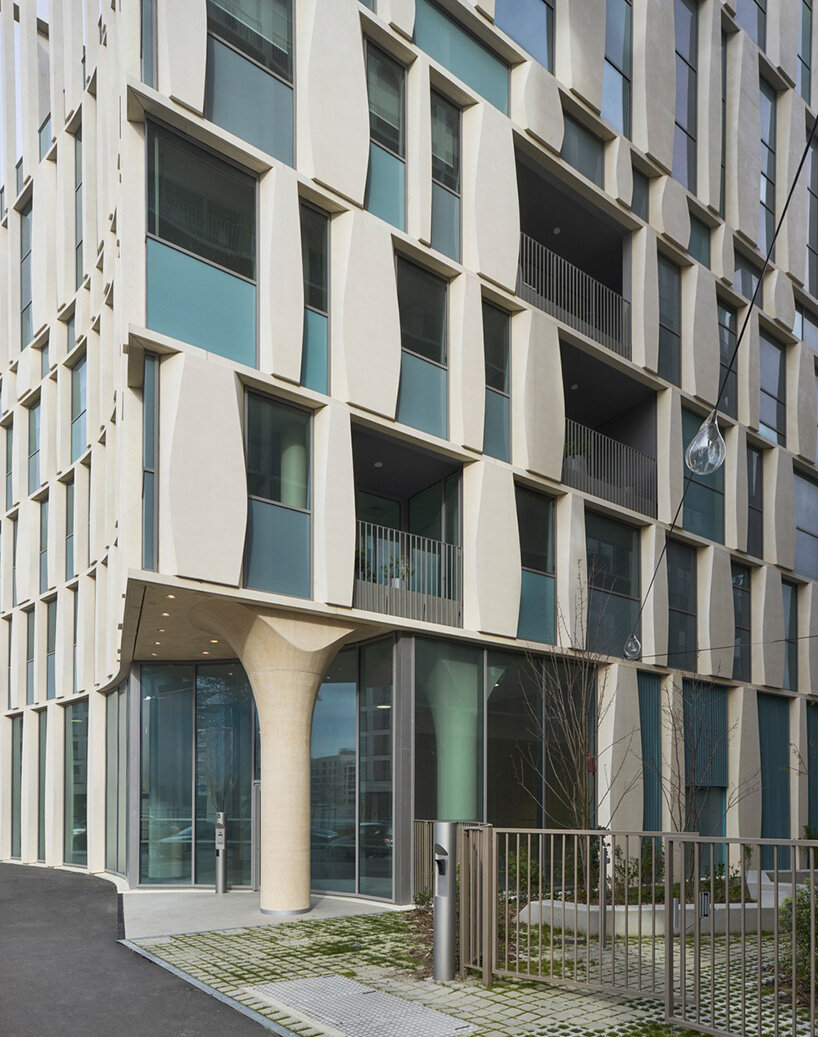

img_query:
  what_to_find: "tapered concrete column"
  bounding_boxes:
[190,602,370,913]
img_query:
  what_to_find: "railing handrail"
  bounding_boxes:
[562,417,657,517]
[564,418,657,466]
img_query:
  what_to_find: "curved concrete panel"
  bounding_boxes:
[682,264,719,406]
[160,353,247,585]
[640,524,668,666]
[727,686,762,839]
[407,57,432,246]
[380,0,416,39]
[790,342,818,464]
[654,176,690,250]
[512,308,564,480]
[726,33,760,245]
[738,311,761,432]
[754,565,785,688]
[313,401,355,607]
[724,425,747,551]
[297,0,370,205]
[764,447,795,570]
[631,0,675,170]
[555,491,587,649]
[696,0,724,212]
[697,546,734,680]
[554,0,605,112]
[711,223,735,285]
[656,387,682,525]
[776,90,808,286]
[631,227,659,372]
[763,268,795,333]
[449,273,484,451]
[596,663,642,831]
[511,61,564,154]
[258,166,303,382]
[331,210,401,419]
[799,583,818,697]
[605,136,633,207]
[158,0,207,115]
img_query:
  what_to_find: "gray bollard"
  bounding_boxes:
[433,821,457,982]
[215,811,227,894]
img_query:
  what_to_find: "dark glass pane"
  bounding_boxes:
[487,652,542,827]
[367,46,404,156]
[561,115,604,186]
[585,511,639,597]
[516,486,554,574]
[207,0,293,80]
[431,92,459,191]
[396,259,446,364]
[358,640,393,898]
[674,0,698,63]
[64,699,89,866]
[605,0,632,74]
[658,257,681,332]
[667,539,696,613]
[632,169,649,219]
[300,205,328,313]
[689,216,710,265]
[483,302,509,393]
[494,0,552,69]
[245,394,309,507]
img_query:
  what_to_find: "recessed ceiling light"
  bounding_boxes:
[210,639,219,644]
[161,612,170,618]
[157,628,165,633]
[151,653,157,657]
[552,226,561,235]
[570,383,579,391]
[376,704,392,709]
[373,461,383,469]
[202,650,210,655]
[167,594,176,600]
[154,641,161,646]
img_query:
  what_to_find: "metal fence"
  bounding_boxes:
[413,820,471,900]
[562,419,658,518]
[353,520,462,627]
[517,233,631,359]
[459,826,818,1037]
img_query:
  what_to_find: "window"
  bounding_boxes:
[396,258,448,438]
[673,0,698,192]
[11,714,22,858]
[25,608,35,704]
[782,580,798,691]
[205,0,294,163]
[71,589,78,693]
[244,393,311,597]
[561,115,604,187]
[746,445,763,557]
[146,123,257,365]
[602,0,632,137]
[21,203,32,346]
[683,680,728,838]
[74,127,83,287]
[667,539,697,671]
[46,598,56,700]
[64,698,89,866]
[141,0,156,86]
[585,512,640,658]
[106,683,129,876]
[39,498,48,594]
[4,423,12,511]
[717,300,738,418]
[414,0,509,113]
[40,340,49,379]
[733,251,762,299]
[720,30,728,216]
[515,486,555,643]
[495,0,554,72]
[11,517,17,607]
[758,331,786,445]
[736,0,767,49]
[807,133,818,297]
[70,356,87,462]
[28,400,41,493]
[364,45,406,231]
[638,672,662,831]
[799,0,813,103]
[688,216,710,266]
[757,692,791,870]
[65,477,75,579]
[632,168,649,220]
[142,353,158,570]
[482,302,510,462]
[796,473,818,580]
[759,78,776,256]
[300,203,329,394]
[37,709,47,861]
[731,562,751,682]
[430,92,461,262]
[683,409,724,542]
[658,255,682,385]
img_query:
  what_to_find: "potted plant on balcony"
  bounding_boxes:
[382,555,413,590]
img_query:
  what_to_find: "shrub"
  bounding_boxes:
[778,882,818,1000]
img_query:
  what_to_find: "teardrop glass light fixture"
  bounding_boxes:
[623,633,642,660]
[685,411,727,476]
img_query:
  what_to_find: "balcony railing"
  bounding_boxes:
[562,418,657,517]
[353,520,462,627]
[517,233,631,358]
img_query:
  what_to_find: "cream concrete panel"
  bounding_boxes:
[16,347,38,402]
[157,0,207,115]
[640,524,668,666]
[55,587,73,702]
[461,101,519,291]
[596,664,642,831]
[49,1,66,131]
[764,447,795,569]
[31,161,57,332]
[19,2,38,176]
[297,0,370,206]
[117,124,148,341]
[724,424,747,551]
[449,273,484,452]
[631,0,675,171]
[331,210,401,419]
[789,342,817,464]
[78,573,96,692]
[799,583,818,697]
[681,265,719,406]
[554,0,604,112]
[258,165,303,382]
[511,307,564,480]
[93,559,107,683]
[54,138,76,310]
[160,353,246,586]
[44,699,63,865]
[767,0,799,85]
[312,401,355,608]
[775,89,808,286]
[697,0,723,212]
[653,176,690,251]
[726,32,761,245]
[697,545,734,679]
[20,708,37,861]
[738,310,761,431]
[16,497,38,607]
[555,491,587,649]
[82,97,99,266]
[86,688,106,871]
[379,0,416,39]
[0,3,17,196]
[753,565,785,688]
[656,387,683,525]
[0,718,8,859]
[630,227,659,373]
[462,460,520,637]
[74,462,90,573]
[726,686,762,839]
[406,57,432,246]
[62,0,84,118]
[762,268,795,332]
[605,137,633,207]
[711,223,735,285]
[510,62,564,154]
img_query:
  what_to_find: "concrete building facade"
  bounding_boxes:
[0,0,816,911]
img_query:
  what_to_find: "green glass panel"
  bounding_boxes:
[517,569,556,643]
[64,699,89,866]
[245,499,310,598]
[483,388,509,461]
[301,309,328,394]
[246,393,310,509]
[486,652,541,827]
[358,640,393,898]
[637,672,662,831]
[757,692,791,869]
[365,142,405,230]
[430,182,460,261]
[397,351,447,439]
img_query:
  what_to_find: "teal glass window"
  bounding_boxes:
[561,115,604,186]
[495,0,553,72]
[757,692,790,869]
[26,609,34,704]
[482,301,510,462]
[586,511,640,657]
[430,91,460,261]
[717,301,737,418]
[105,683,129,876]
[46,598,56,699]
[516,486,555,643]
[637,672,662,831]
[683,409,724,543]
[396,258,448,438]
[37,709,47,861]
[205,0,294,164]
[64,697,89,866]
[746,446,763,557]
[141,0,156,86]
[667,539,697,671]
[11,714,22,858]
[657,255,681,386]
[245,392,311,598]
[20,203,32,347]
[795,473,818,580]
[142,353,158,570]
[602,0,632,137]
[39,498,48,594]
[731,562,751,682]
[300,203,329,394]
[758,332,786,445]
[365,46,405,230]
[75,127,83,287]
[486,652,542,828]
[70,356,87,462]
[65,478,75,579]
[759,78,776,256]
[673,0,698,192]
[5,423,13,511]
[414,0,509,113]
[688,215,710,266]
[28,400,40,493]
[799,0,812,103]
[632,168,649,220]
[736,0,767,50]
[782,580,798,691]
[147,123,257,364]
[733,250,762,299]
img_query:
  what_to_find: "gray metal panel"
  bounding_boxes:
[393,634,414,905]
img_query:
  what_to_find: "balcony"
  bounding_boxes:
[562,419,657,518]
[518,233,631,358]
[353,521,462,626]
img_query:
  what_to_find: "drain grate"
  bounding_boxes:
[254,975,474,1037]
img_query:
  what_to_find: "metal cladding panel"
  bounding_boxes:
[637,671,662,831]
[757,691,792,868]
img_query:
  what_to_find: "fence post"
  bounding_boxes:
[664,834,674,1023]
[481,826,494,986]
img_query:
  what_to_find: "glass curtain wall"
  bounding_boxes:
[64,698,89,866]
[515,486,555,644]
[586,511,640,657]
[430,91,460,261]
[300,204,329,394]
[10,714,22,858]
[667,539,697,671]
[365,45,405,230]
[486,652,541,828]
[757,692,791,868]
[482,302,510,462]
[602,0,632,137]
[105,683,129,875]
[396,258,448,438]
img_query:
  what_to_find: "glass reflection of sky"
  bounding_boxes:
[311,681,356,758]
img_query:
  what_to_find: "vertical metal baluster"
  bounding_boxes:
[773,843,779,1037]
[550,833,555,980]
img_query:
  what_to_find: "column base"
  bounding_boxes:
[260,905,312,916]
